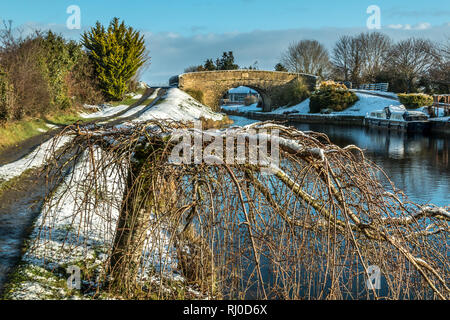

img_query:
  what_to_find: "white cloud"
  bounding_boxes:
[388,24,403,29]
[414,22,432,30]
[143,24,449,85]
[12,21,450,85]
[387,22,432,31]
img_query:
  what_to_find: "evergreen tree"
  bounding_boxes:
[82,18,148,100]
[203,59,216,71]
[275,63,288,72]
[216,51,239,70]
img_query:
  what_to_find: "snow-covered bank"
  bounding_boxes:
[80,104,130,119]
[3,87,224,299]
[5,148,124,299]
[0,135,73,183]
[221,93,401,118]
[133,88,224,122]
[351,89,399,100]
[271,93,400,116]
[6,147,183,299]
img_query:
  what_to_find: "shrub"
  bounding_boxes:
[0,30,100,120]
[272,78,310,108]
[0,69,15,121]
[398,93,433,109]
[0,33,51,120]
[38,31,83,111]
[66,54,104,106]
[309,81,359,113]
[82,18,149,101]
[185,89,204,103]
[244,95,258,106]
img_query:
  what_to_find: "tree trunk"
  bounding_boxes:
[109,168,153,294]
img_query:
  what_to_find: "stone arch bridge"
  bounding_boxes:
[172,70,317,112]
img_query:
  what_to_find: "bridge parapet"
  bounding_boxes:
[177,70,317,112]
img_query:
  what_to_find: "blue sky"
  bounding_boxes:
[1,0,448,84]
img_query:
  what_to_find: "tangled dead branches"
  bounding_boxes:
[31,120,449,300]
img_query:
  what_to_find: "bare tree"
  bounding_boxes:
[332,32,391,84]
[388,38,439,92]
[281,40,330,78]
[28,120,450,300]
[332,36,355,82]
[425,38,450,92]
[359,32,392,82]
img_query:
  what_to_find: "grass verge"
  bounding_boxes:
[0,110,92,151]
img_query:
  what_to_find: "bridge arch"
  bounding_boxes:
[219,85,270,110]
[176,70,317,112]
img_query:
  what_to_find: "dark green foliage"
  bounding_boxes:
[275,63,288,72]
[39,31,83,110]
[185,51,240,72]
[309,81,358,113]
[82,18,148,101]
[272,78,310,108]
[215,51,239,70]
[398,93,433,109]
[0,29,95,121]
[204,59,216,71]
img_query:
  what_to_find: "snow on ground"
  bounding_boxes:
[270,99,310,115]
[80,104,130,119]
[271,93,400,116]
[221,103,261,113]
[351,89,399,100]
[114,104,149,119]
[133,88,224,122]
[0,135,73,183]
[149,88,160,99]
[7,147,181,299]
[46,124,59,129]
[3,87,222,299]
[221,93,400,117]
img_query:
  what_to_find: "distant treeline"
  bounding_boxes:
[279,33,449,94]
[187,32,449,94]
[185,51,258,73]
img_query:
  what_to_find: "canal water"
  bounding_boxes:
[229,115,449,207]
